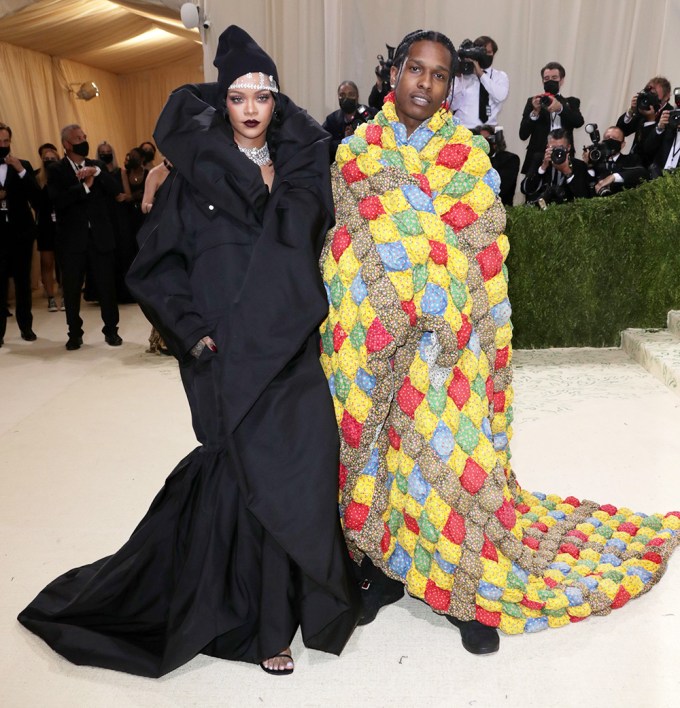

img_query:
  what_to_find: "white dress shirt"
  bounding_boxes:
[450,67,510,129]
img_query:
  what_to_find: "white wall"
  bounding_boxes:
[200,0,680,159]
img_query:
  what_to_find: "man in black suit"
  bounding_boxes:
[644,104,680,178]
[49,124,121,350]
[583,126,648,196]
[521,128,590,204]
[0,123,41,347]
[322,81,375,160]
[519,62,584,174]
[616,77,672,167]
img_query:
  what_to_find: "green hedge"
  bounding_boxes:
[505,171,680,348]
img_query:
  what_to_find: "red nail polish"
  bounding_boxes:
[207,343,218,352]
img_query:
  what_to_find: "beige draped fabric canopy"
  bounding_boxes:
[0,0,203,163]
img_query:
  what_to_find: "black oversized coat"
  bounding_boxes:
[18,83,359,677]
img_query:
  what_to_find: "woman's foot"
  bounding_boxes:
[260,647,294,675]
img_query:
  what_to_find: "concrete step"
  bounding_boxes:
[621,326,680,397]
[668,310,680,340]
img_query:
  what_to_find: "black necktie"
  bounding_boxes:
[478,75,490,123]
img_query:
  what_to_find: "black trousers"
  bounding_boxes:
[0,236,34,340]
[58,240,119,339]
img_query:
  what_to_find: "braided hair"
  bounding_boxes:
[392,30,458,90]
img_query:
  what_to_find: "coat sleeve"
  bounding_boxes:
[519,98,539,140]
[47,164,88,211]
[520,167,546,198]
[93,161,121,198]
[616,111,639,137]
[126,173,210,361]
[18,160,41,211]
[559,97,584,130]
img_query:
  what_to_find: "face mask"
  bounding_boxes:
[141,149,154,162]
[0,146,10,159]
[543,80,560,95]
[126,157,140,169]
[603,138,622,154]
[72,141,89,157]
[99,153,114,164]
[43,159,58,167]
[339,97,357,114]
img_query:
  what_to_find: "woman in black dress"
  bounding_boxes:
[35,143,61,312]
[97,141,136,303]
[18,25,360,677]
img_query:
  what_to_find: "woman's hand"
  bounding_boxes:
[190,336,218,359]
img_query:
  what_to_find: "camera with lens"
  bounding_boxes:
[375,44,395,93]
[667,109,680,130]
[539,93,554,107]
[583,123,616,163]
[457,39,492,75]
[550,146,568,165]
[637,88,661,112]
[668,87,680,129]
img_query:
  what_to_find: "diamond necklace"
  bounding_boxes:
[237,143,271,167]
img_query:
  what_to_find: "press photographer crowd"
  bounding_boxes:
[323,35,680,209]
[2,34,678,347]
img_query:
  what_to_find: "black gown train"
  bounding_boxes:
[18,82,361,677]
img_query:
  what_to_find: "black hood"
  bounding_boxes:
[153,82,333,223]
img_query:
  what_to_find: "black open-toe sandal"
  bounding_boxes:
[259,652,294,676]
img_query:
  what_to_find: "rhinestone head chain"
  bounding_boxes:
[228,72,279,93]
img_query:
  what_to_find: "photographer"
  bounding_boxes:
[644,89,680,177]
[616,77,672,167]
[368,44,395,110]
[582,125,648,196]
[520,128,589,205]
[473,124,520,206]
[323,81,376,160]
[519,62,583,174]
[450,35,509,129]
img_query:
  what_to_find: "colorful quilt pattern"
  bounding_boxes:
[319,95,679,633]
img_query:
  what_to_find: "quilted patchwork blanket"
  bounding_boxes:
[319,95,679,633]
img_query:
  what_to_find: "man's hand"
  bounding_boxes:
[627,94,638,115]
[546,96,563,113]
[582,147,591,165]
[531,95,543,117]
[657,110,670,130]
[4,154,24,172]
[541,145,553,170]
[638,104,657,121]
[469,58,484,78]
[76,166,97,188]
[595,174,616,194]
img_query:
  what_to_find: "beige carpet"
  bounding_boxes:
[2,301,679,708]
